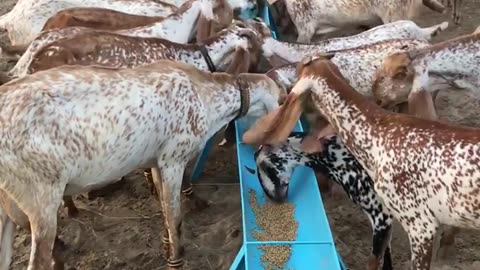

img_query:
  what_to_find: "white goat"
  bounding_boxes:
[0,60,284,269]
[259,20,449,67]
[0,0,178,46]
[283,0,448,42]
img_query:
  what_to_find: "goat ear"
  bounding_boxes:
[225,47,250,75]
[243,92,304,145]
[242,108,283,145]
[196,15,212,42]
[407,90,438,121]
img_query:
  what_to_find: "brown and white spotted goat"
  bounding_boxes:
[40,7,169,32]
[282,0,448,43]
[0,0,177,46]
[7,0,254,78]
[27,22,259,74]
[254,133,394,270]
[372,31,480,118]
[0,60,284,270]
[243,57,480,270]
[7,0,217,78]
[256,19,448,67]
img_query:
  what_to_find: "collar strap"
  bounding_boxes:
[199,46,216,72]
[233,77,250,120]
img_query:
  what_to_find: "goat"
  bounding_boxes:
[7,0,218,78]
[26,22,259,74]
[264,39,430,96]
[0,60,285,269]
[441,0,462,24]
[41,7,166,32]
[255,133,394,270]
[242,56,480,270]
[283,0,448,43]
[0,190,68,270]
[372,32,480,117]
[258,20,449,67]
[0,0,178,47]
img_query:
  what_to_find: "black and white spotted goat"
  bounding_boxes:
[254,132,394,270]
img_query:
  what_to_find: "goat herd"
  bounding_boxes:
[0,0,477,269]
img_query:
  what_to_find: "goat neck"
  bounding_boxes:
[196,27,252,72]
[200,73,282,139]
[407,32,480,76]
[273,59,386,176]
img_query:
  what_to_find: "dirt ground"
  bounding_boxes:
[0,0,479,270]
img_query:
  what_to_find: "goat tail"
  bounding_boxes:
[421,21,449,39]
[423,0,446,13]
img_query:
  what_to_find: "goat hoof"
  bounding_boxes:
[367,255,380,270]
[168,258,184,268]
[186,196,210,212]
[54,237,67,250]
[53,261,65,270]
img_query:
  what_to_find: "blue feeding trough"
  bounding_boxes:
[189,1,348,269]
[232,119,344,270]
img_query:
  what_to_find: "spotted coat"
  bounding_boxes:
[40,7,166,32]
[0,0,177,47]
[8,0,216,78]
[261,20,448,66]
[373,32,480,109]
[0,60,285,269]
[27,24,257,74]
[283,0,447,43]
[266,38,430,96]
[256,58,480,270]
[255,132,394,270]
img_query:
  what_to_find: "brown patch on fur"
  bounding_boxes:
[41,8,167,32]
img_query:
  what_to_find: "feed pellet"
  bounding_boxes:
[249,189,298,269]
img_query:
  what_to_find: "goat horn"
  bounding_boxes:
[301,56,314,65]
[316,52,336,59]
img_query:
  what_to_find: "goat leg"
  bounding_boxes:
[368,225,393,270]
[62,196,78,218]
[435,226,459,261]
[151,165,185,268]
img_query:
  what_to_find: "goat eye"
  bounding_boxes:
[393,71,407,80]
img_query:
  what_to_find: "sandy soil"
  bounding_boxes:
[0,0,479,270]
